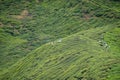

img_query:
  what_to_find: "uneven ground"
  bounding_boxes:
[0,0,120,80]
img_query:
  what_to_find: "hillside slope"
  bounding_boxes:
[0,0,120,71]
[0,0,120,80]
[0,27,120,80]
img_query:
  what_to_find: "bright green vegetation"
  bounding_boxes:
[0,0,120,80]
[0,29,27,72]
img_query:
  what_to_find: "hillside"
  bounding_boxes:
[0,0,120,80]
[0,27,120,80]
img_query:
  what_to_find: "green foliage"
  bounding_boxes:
[0,0,120,80]
[0,27,119,80]
[104,27,120,53]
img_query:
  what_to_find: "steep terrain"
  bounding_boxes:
[0,0,120,80]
